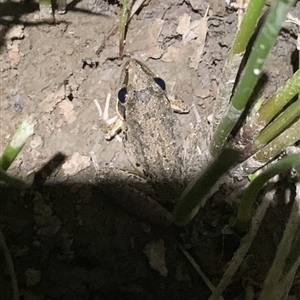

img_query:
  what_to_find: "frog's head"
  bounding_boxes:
[121,59,166,93]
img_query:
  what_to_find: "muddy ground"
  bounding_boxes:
[1,0,300,299]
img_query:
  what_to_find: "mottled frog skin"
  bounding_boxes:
[112,59,190,199]
[95,59,198,225]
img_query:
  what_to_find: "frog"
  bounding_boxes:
[94,59,200,226]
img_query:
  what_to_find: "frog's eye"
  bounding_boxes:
[154,77,166,91]
[118,87,128,104]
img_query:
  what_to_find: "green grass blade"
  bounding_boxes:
[0,168,31,189]
[0,120,34,171]
[211,0,296,157]
[253,118,300,165]
[173,148,241,226]
[231,0,266,56]
[39,0,54,21]
[241,68,300,159]
[213,0,267,129]
[253,99,300,150]
[236,153,300,227]
[256,68,300,126]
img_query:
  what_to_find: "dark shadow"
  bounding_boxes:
[1,148,295,299]
[0,151,224,300]
[31,152,67,188]
[291,47,299,73]
[0,0,110,51]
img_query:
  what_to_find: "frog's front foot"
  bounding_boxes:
[94,93,123,141]
[169,96,190,113]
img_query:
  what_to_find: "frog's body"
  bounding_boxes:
[122,60,185,188]
[95,59,197,225]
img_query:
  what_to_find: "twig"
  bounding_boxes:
[258,181,300,300]
[179,244,224,300]
[208,189,274,300]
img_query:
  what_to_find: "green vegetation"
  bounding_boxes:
[0,120,34,189]
[173,0,299,227]
[173,148,241,226]
[171,1,300,297]
[236,153,300,228]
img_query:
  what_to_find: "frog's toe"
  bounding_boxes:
[169,97,189,113]
[105,118,124,140]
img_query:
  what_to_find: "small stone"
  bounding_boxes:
[6,25,24,40]
[162,46,179,62]
[25,268,41,286]
[30,136,44,149]
[33,13,40,20]
[146,46,164,59]
[194,88,210,98]
[144,239,168,277]
[65,46,74,55]
[8,50,21,67]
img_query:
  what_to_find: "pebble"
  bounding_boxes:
[65,46,74,55]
